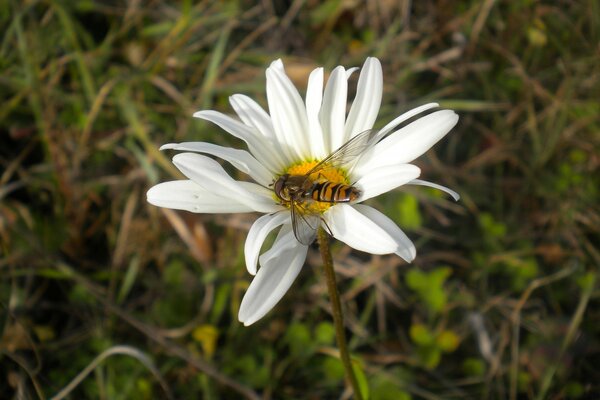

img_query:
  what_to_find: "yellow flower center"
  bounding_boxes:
[275,160,350,214]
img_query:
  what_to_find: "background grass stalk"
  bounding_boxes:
[318,227,363,400]
[2,1,598,397]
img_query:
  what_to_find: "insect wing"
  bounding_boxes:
[306,129,378,176]
[290,202,319,245]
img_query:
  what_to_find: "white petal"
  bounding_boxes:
[380,110,458,163]
[354,164,421,201]
[238,237,308,326]
[324,204,398,255]
[345,57,382,139]
[409,179,460,201]
[258,223,296,264]
[193,110,283,173]
[244,212,290,275]
[228,95,289,168]
[270,58,284,71]
[356,110,459,173]
[377,102,440,138]
[172,153,279,213]
[320,66,348,153]
[238,181,281,202]
[345,67,359,79]
[266,63,310,162]
[147,180,254,213]
[229,94,276,140]
[305,67,326,159]
[160,142,273,187]
[352,204,416,262]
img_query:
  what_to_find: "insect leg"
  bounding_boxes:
[321,216,334,237]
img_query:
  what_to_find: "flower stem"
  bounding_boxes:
[317,227,363,400]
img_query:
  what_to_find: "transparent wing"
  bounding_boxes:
[290,201,320,245]
[306,129,379,176]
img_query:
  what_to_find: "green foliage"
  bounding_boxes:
[462,358,486,377]
[396,194,422,230]
[436,330,460,352]
[504,256,539,291]
[410,323,461,370]
[135,378,153,400]
[225,353,270,389]
[478,212,507,240]
[352,360,370,400]
[563,382,585,398]
[1,0,598,399]
[285,322,313,357]
[576,271,596,291]
[371,376,412,400]
[68,283,97,305]
[192,324,219,359]
[406,267,452,314]
[151,259,199,326]
[314,321,336,345]
[409,324,434,347]
[322,357,345,381]
[310,0,342,26]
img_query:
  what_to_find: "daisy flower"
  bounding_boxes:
[147,57,459,326]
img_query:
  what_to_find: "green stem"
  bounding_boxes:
[317,227,363,400]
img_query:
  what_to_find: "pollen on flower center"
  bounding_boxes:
[286,160,349,183]
[274,160,351,214]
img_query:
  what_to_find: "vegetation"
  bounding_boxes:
[1,1,598,399]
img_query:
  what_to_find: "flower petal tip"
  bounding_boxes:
[145,186,156,202]
[366,57,381,66]
[238,308,260,327]
[395,240,417,263]
[407,247,417,262]
[192,110,207,119]
[159,143,177,151]
[269,59,284,71]
[171,152,188,165]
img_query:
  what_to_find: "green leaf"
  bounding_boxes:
[396,195,422,230]
[68,283,96,305]
[210,283,231,323]
[479,213,507,238]
[370,369,413,400]
[406,267,452,314]
[192,324,219,359]
[164,259,185,286]
[352,359,370,400]
[417,346,441,370]
[285,322,312,357]
[564,382,585,398]
[409,324,434,347]
[371,381,412,400]
[577,271,596,291]
[135,378,152,399]
[315,321,335,345]
[436,330,460,352]
[405,269,427,291]
[310,0,342,25]
[322,357,344,381]
[117,255,140,304]
[322,356,345,381]
[462,358,486,376]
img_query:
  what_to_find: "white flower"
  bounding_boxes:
[147,57,459,326]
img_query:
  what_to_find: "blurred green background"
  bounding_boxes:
[1,1,599,399]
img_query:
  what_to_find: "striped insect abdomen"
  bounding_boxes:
[309,182,360,203]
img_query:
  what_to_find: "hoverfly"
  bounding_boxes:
[273,129,379,245]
